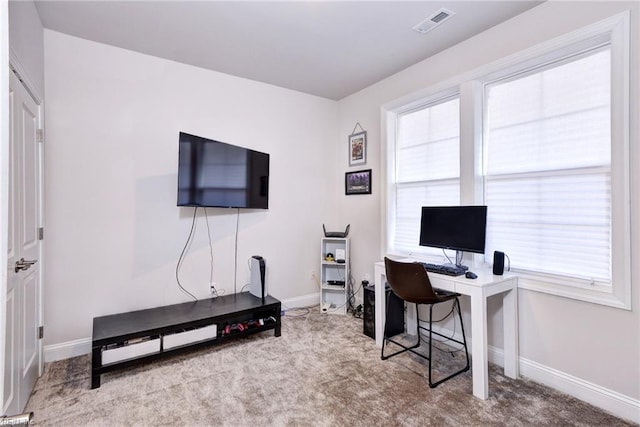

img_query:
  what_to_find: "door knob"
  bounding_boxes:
[14,258,37,273]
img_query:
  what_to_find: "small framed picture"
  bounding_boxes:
[345,169,372,195]
[348,131,367,166]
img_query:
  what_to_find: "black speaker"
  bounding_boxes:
[363,286,376,338]
[493,251,505,275]
[363,284,404,339]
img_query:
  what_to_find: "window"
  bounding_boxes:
[484,47,612,283]
[389,96,460,256]
[384,12,630,308]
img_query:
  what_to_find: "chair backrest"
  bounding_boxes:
[384,257,439,304]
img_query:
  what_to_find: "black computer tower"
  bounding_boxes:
[363,284,404,339]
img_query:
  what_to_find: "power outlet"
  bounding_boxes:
[210,282,217,294]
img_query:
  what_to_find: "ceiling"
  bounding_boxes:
[34,1,544,100]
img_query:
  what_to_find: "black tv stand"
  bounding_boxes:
[91,293,281,388]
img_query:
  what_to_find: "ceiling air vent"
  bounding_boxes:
[412,8,456,34]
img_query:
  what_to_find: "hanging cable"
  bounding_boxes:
[442,248,454,265]
[204,208,219,296]
[175,207,199,301]
[233,208,240,295]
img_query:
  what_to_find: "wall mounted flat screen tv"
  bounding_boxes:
[177,132,269,209]
[419,206,487,254]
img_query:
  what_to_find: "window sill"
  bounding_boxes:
[514,269,630,310]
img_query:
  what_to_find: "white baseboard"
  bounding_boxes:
[488,345,639,424]
[279,292,319,310]
[423,326,638,423]
[44,337,91,362]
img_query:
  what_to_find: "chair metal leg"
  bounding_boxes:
[380,290,391,360]
[427,297,470,388]
[415,302,422,347]
[382,297,470,388]
[381,296,421,360]
[456,297,470,370]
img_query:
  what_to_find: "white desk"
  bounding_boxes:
[374,260,519,400]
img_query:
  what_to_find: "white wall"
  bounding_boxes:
[336,0,639,405]
[43,30,338,347]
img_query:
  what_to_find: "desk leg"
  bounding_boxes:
[470,293,489,399]
[406,303,417,336]
[502,287,519,379]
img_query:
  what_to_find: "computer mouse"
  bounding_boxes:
[465,271,477,279]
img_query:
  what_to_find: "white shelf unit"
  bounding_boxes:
[320,237,349,314]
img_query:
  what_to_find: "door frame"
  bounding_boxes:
[0,1,10,413]
[1,45,45,414]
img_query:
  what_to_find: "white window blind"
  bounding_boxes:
[392,97,460,255]
[484,47,612,283]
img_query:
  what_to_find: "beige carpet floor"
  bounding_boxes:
[25,307,634,426]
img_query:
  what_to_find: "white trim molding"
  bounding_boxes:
[488,345,640,424]
[280,292,320,311]
[44,338,92,363]
[9,46,43,104]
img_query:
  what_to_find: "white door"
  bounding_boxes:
[3,70,42,415]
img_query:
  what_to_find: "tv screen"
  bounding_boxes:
[419,206,487,254]
[177,132,269,209]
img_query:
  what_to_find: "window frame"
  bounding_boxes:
[382,11,631,309]
[389,92,462,258]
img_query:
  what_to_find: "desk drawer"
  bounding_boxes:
[429,276,456,292]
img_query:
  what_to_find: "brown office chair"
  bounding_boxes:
[381,257,470,388]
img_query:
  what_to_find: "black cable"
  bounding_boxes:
[326,299,350,312]
[350,287,364,318]
[204,208,218,296]
[347,275,362,316]
[428,301,456,323]
[347,284,355,314]
[282,306,312,318]
[418,302,465,353]
[175,207,199,301]
[233,208,240,295]
[343,270,354,313]
[424,332,465,354]
[345,255,360,316]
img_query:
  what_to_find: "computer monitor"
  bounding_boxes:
[419,206,488,266]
